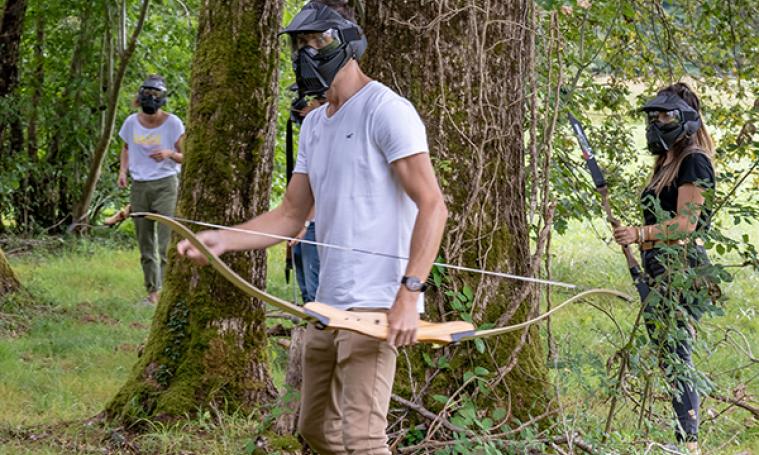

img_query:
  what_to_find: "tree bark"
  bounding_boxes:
[0,247,21,297]
[274,326,305,434]
[362,0,551,426]
[0,0,28,157]
[106,0,283,424]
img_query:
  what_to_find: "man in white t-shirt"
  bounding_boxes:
[177,2,447,453]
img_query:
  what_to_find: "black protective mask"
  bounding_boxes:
[138,76,168,115]
[646,121,683,155]
[640,93,702,155]
[139,96,162,115]
[293,45,351,96]
[279,3,368,97]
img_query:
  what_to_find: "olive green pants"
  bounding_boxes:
[130,174,178,293]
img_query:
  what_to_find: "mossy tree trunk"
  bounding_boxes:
[0,247,21,297]
[362,0,551,426]
[106,0,283,424]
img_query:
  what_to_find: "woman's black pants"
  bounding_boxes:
[642,246,709,443]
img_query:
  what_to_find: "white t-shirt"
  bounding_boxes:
[294,81,428,312]
[118,113,185,181]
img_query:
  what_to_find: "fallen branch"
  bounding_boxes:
[391,394,467,434]
[710,393,759,420]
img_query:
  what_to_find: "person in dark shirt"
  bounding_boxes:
[612,82,715,454]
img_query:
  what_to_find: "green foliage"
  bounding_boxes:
[0,0,199,233]
[536,1,759,239]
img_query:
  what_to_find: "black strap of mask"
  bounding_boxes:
[341,26,361,42]
[284,117,295,284]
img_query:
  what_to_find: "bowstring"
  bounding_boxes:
[152,214,581,290]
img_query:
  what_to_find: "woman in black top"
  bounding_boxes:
[613,82,715,453]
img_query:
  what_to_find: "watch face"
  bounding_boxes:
[403,276,423,291]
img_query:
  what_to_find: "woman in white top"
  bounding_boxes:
[117,75,185,304]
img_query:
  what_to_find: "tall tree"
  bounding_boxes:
[362,0,552,429]
[106,0,283,422]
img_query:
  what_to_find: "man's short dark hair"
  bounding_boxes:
[311,0,356,22]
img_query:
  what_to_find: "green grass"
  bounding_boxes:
[0,221,756,453]
[0,241,148,428]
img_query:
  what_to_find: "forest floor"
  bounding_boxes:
[0,219,756,454]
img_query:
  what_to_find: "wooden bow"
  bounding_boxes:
[137,212,631,345]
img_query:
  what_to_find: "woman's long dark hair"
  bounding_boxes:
[648,82,715,195]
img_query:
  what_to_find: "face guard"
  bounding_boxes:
[279,2,368,97]
[138,77,168,115]
[640,93,701,155]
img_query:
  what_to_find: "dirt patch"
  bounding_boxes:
[79,313,119,325]
[129,321,148,330]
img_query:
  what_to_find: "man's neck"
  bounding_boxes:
[325,62,372,114]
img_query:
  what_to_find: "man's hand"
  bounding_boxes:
[288,225,308,247]
[177,230,226,266]
[386,289,420,347]
[117,171,128,189]
[149,149,175,162]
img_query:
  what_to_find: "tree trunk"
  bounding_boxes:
[362,0,551,427]
[0,0,28,156]
[26,13,43,160]
[274,326,305,434]
[106,0,283,424]
[0,247,21,297]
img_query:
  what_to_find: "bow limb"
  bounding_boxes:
[455,288,632,342]
[136,212,312,321]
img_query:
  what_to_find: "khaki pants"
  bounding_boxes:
[130,174,179,293]
[298,321,397,454]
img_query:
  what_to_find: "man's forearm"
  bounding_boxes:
[404,198,448,281]
[219,203,311,253]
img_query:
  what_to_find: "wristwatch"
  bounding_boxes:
[401,275,428,293]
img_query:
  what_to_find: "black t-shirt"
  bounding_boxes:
[640,152,715,230]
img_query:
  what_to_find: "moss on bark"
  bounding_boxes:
[0,247,21,297]
[106,0,283,425]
